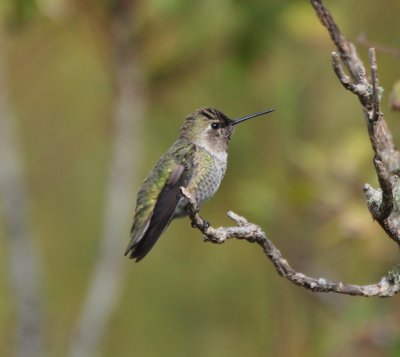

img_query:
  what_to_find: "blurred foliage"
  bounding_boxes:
[7,0,38,28]
[1,0,400,356]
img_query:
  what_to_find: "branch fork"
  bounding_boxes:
[179,188,400,297]
[311,0,400,247]
[181,0,400,297]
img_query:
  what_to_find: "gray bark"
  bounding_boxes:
[183,0,400,298]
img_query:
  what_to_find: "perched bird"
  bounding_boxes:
[125,107,274,261]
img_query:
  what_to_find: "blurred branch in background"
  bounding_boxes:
[0,36,44,357]
[69,1,145,356]
[357,32,400,60]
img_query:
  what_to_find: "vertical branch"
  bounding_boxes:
[0,37,44,357]
[369,48,380,121]
[311,0,400,244]
[68,3,145,356]
[311,0,400,172]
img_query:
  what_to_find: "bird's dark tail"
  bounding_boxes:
[125,165,186,262]
[125,222,170,262]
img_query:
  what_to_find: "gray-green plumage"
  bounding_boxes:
[125,107,274,262]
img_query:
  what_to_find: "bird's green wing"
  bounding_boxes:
[125,142,195,261]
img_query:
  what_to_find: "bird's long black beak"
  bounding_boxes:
[232,108,275,126]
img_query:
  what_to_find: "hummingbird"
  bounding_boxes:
[125,107,274,262]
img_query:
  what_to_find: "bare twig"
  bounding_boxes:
[369,48,381,122]
[331,52,368,97]
[311,0,400,244]
[180,0,400,298]
[180,188,400,297]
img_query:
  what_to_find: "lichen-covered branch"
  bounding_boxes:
[180,1,400,298]
[180,188,400,297]
[310,0,400,245]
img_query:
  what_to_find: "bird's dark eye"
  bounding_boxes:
[211,123,220,129]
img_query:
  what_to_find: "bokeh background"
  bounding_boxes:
[1,0,400,356]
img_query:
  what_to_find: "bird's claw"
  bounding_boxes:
[200,219,210,231]
[191,219,210,231]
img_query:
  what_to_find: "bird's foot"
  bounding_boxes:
[200,219,210,231]
[191,219,210,231]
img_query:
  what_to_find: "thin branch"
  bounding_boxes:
[311,0,368,90]
[180,0,400,298]
[311,0,398,160]
[369,48,381,122]
[311,0,400,242]
[373,157,393,221]
[180,188,400,297]
[331,52,368,97]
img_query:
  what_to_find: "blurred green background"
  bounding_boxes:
[1,0,400,356]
